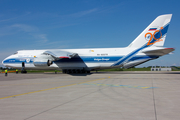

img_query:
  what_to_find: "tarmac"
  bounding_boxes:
[0,71,180,120]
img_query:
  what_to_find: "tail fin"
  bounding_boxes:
[128,14,172,48]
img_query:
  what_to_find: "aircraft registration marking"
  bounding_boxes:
[97,54,108,56]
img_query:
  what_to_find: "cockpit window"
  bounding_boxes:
[13,52,18,55]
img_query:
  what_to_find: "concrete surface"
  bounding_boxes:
[0,71,180,120]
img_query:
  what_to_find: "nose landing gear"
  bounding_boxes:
[21,62,27,73]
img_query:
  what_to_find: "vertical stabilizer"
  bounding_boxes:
[128,14,172,48]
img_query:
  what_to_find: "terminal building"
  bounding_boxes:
[151,66,172,71]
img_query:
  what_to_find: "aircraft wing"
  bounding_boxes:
[142,48,175,56]
[43,50,77,61]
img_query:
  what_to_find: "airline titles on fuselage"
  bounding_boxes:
[94,58,110,61]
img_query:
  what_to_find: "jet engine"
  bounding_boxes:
[34,59,52,67]
[33,54,53,67]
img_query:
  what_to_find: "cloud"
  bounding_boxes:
[0,17,17,23]
[172,63,177,66]
[11,24,39,32]
[9,24,48,43]
[0,24,49,48]
[0,12,32,23]
[67,8,98,18]
[34,40,72,49]
[34,34,48,43]
[11,24,48,43]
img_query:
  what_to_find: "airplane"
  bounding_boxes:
[2,14,174,74]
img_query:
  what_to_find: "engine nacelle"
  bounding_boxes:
[33,54,54,67]
[34,58,53,67]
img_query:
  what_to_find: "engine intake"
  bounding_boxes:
[34,58,53,67]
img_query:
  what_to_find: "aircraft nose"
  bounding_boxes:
[2,58,7,66]
[2,59,4,64]
[2,56,11,67]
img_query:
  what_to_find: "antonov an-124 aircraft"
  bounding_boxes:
[2,14,174,73]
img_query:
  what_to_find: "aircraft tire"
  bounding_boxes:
[81,69,85,73]
[72,69,76,74]
[63,69,67,74]
[21,70,27,73]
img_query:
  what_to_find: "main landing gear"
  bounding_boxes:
[62,69,90,74]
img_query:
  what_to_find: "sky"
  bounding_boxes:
[0,0,180,67]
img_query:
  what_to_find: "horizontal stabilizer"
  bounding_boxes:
[123,59,150,69]
[142,48,174,56]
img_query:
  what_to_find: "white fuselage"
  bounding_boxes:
[2,47,160,71]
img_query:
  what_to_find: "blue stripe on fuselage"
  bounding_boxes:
[3,58,33,64]
[3,55,158,65]
[112,46,147,66]
[53,55,158,64]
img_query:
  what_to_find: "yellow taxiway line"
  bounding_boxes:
[0,76,110,100]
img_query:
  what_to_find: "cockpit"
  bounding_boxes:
[13,52,18,55]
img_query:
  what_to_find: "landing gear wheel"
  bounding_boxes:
[21,70,27,73]
[62,69,67,74]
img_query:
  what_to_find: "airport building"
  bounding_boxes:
[151,66,172,71]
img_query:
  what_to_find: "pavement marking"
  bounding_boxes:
[0,76,110,100]
[0,81,77,87]
[81,83,158,89]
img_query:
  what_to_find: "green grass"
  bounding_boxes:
[98,68,123,71]
[26,70,61,73]
[0,70,61,73]
[123,68,151,71]
[1,67,179,73]
[98,67,151,71]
